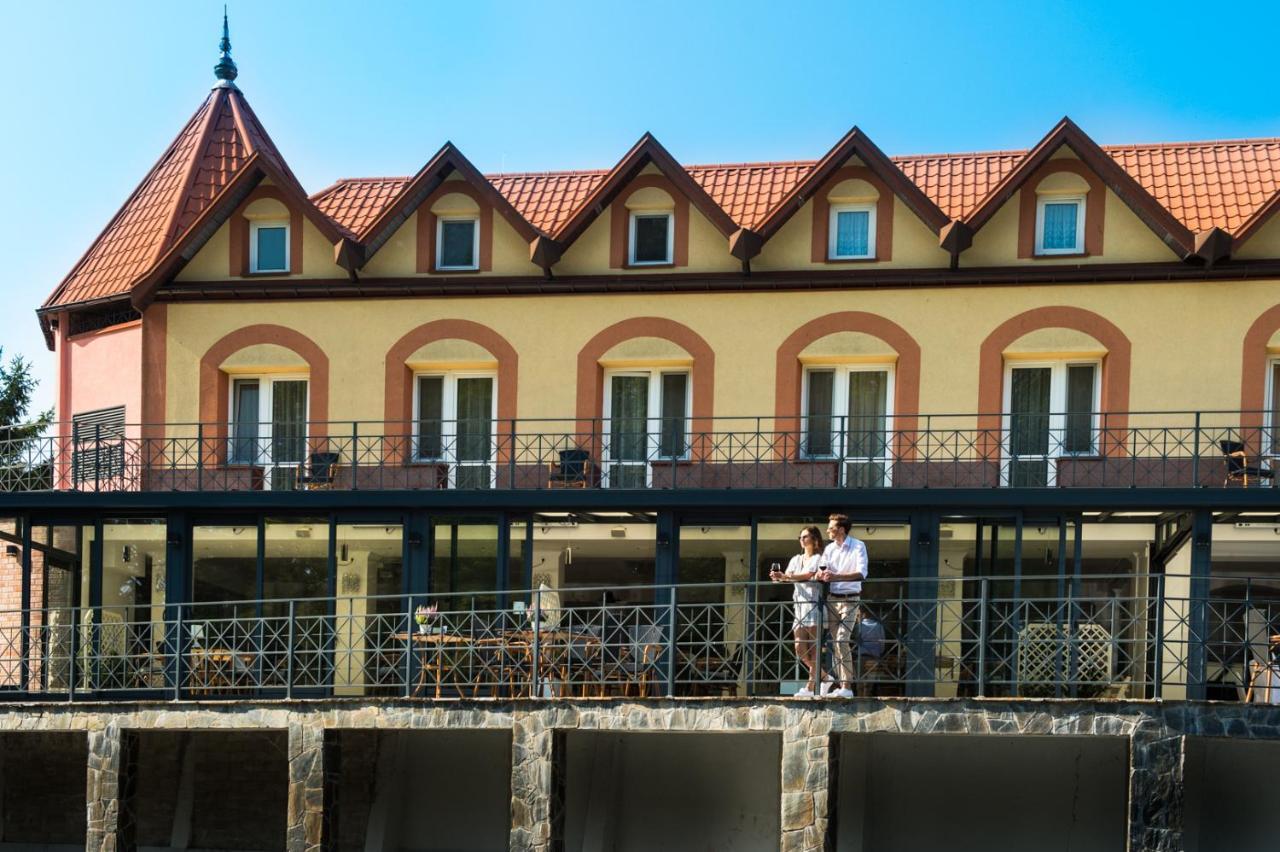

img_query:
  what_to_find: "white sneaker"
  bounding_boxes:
[830,687,854,699]
[818,676,834,696]
[794,687,815,698]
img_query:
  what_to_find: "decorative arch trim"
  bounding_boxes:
[414,182,495,273]
[383,320,519,462]
[228,186,305,276]
[774,312,921,457]
[810,166,895,263]
[198,325,330,462]
[977,306,1131,455]
[576,317,714,457]
[608,175,690,269]
[1239,304,1280,435]
[1017,161,1105,259]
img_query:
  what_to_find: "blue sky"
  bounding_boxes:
[1,0,1277,415]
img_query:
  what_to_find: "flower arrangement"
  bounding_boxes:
[414,604,438,634]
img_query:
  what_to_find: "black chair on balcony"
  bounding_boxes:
[296,452,340,490]
[548,448,594,488]
[1221,440,1274,488]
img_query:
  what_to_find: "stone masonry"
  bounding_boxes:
[0,697,1276,851]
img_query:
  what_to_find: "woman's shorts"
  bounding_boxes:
[792,601,821,630]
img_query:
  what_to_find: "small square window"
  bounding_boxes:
[250,222,289,273]
[630,213,672,265]
[437,218,478,270]
[1035,196,1085,255]
[828,204,876,260]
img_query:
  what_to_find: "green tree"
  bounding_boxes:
[0,348,53,489]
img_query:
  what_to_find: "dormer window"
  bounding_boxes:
[629,212,673,265]
[249,220,289,273]
[1035,196,1085,255]
[828,203,876,260]
[436,216,480,271]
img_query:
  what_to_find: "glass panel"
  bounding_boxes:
[439,220,476,268]
[190,523,258,687]
[33,526,81,692]
[659,373,688,458]
[231,380,260,464]
[0,518,19,688]
[847,371,888,458]
[255,226,288,271]
[271,380,307,466]
[416,376,444,459]
[334,523,403,696]
[835,210,870,257]
[1009,368,1051,487]
[1042,202,1078,251]
[1271,363,1280,455]
[677,522,751,696]
[456,377,494,463]
[431,522,500,612]
[632,214,670,263]
[805,371,834,456]
[610,375,649,462]
[100,519,167,691]
[1064,365,1097,454]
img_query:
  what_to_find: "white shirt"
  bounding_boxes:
[786,553,824,606]
[822,535,868,596]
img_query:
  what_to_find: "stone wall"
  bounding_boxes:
[0,697,1275,851]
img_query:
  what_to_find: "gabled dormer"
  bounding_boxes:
[959,118,1193,267]
[748,126,954,271]
[550,134,744,275]
[350,143,552,277]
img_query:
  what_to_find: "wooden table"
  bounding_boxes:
[188,647,257,694]
[394,631,524,698]
[394,629,603,698]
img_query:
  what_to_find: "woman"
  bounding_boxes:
[770,525,825,697]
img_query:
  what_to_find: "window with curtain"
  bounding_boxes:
[1036,196,1084,254]
[1005,361,1099,486]
[437,218,478,270]
[1269,361,1280,455]
[803,367,892,458]
[605,370,690,487]
[828,203,875,259]
[250,221,289,273]
[414,372,496,486]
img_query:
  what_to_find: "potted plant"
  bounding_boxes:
[414,604,438,635]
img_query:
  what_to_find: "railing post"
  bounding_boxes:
[531,587,542,698]
[814,588,825,694]
[286,599,296,700]
[94,423,102,492]
[1191,411,1201,487]
[665,588,677,698]
[1152,574,1164,700]
[977,579,988,698]
[351,421,359,491]
[69,606,79,703]
[403,596,414,699]
[196,423,204,491]
[174,605,185,701]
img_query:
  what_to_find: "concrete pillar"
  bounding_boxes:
[780,713,833,852]
[510,712,559,852]
[287,720,325,852]
[1128,731,1184,852]
[86,722,123,851]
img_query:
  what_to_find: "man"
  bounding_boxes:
[818,513,868,699]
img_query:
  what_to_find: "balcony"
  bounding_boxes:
[0,575,1269,703]
[3,410,1280,494]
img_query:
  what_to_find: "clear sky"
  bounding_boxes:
[1,0,1277,416]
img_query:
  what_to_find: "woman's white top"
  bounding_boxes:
[786,553,824,606]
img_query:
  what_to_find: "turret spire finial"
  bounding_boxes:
[214,6,238,85]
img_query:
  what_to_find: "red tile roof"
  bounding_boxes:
[43,85,298,310]
[45,99,1280,314]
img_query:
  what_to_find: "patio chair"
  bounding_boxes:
[1221,440,1274,488]
[296,452,340,490]
[548,448,594,488]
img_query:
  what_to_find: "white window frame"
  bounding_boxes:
[801,364,895,486]
[1000,359,1101,486]
[1034,195,1086,255]
[628,211,674,265]
[227,374,309,487]
[827,202,877,260]
[411,370,498,488]
[248,220,290,273]
[435,216,481,271]
[601,367,692,487]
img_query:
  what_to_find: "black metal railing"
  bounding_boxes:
[3,410,1280,493]
[0,574,1274,702]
